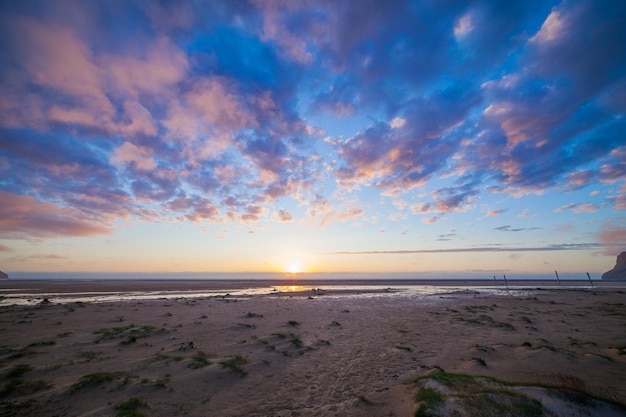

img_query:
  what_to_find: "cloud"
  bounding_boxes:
[111,142,157,172]
[241,205,265,223]
[554,203,601,213]
[336,87,480,193]
[0,191,111,239]
[0,0,624,244]
[12,254,67,262]
[338,207,364,220]
[325,243,601,255]
[529,7,568,44]
[486,209,506,217]
[0,244,12,251]
[421,216,440,224]
[494,225,542,232]
[597,222,626,255]
[273,209,293,223]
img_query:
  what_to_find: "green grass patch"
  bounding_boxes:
[187,351,211,369]
[69,371,128,392]
[114,396,148,417]
[219,355,248,376]
[356,394,373,405]
[6,364,32,378]
[411,370,626,415]
[414,387,445,417]
[471,357,487,367]
[151,353,184,365]
[93,325,160,342]
[0,379,52,397]
[26,340,56,348]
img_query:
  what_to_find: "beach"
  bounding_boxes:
[0,282,625,416]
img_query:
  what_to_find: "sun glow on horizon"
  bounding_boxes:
[285,261,303,274]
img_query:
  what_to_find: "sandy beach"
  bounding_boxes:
[0,283,625,416]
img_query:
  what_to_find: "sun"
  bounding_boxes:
[285,261,303,274]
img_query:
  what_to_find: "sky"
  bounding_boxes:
[0,0,625,276]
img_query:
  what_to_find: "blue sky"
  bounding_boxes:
[0,0,625,275]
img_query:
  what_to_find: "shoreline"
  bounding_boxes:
[1,278,624,294]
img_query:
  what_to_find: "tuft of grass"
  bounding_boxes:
[151,353,184,365]
[219,355,248,376]
[69,371,127,392]
[7,364,33,378]
[496,321,516,330]
[187,351,211,369]
[93,325,160,342]
[287,320,300,326]
[0,379,52,397]
[411,370,626,415]
[471,357,487,367]
[356,394,374,405]
[246,312,263,318]
[290,335,304,348]
[474,345,494,352]
[414,387,445,417]
[27,340,56,348]
[114,396,148,417]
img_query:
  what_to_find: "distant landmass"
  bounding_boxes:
[602,252,626,280]
[0,270,8,279]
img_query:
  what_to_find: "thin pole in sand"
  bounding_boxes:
[503,274,509,290]
[554,270,561,286]
[586,272,594,288]
[493,275,497,287]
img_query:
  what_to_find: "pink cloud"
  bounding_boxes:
[337,207,364,221]
[0,244,12,252]
[486,209,506,217]
[241,205,265,223]
[273,209,293,222]
[14,254,67,262]
[253,0,313,64]
[16,18,111,109]
[102,36,188,98]
[0,191,110,239]
[111,142,157,172]
[554,203,600,213]
[421,215,440,224]
[597,222,626,256]
[183,78,255,130]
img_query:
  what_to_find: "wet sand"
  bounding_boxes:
[0,285,624,416]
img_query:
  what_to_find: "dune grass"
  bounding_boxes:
[69,371,128,392]
[114,396,148,417]
[411,370,626,417]
[219,355,248,376]
[187,351,211,369]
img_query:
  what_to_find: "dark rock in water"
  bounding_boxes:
[602,252,626,280]
[0,270,8,279]
[40,298,51,304]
